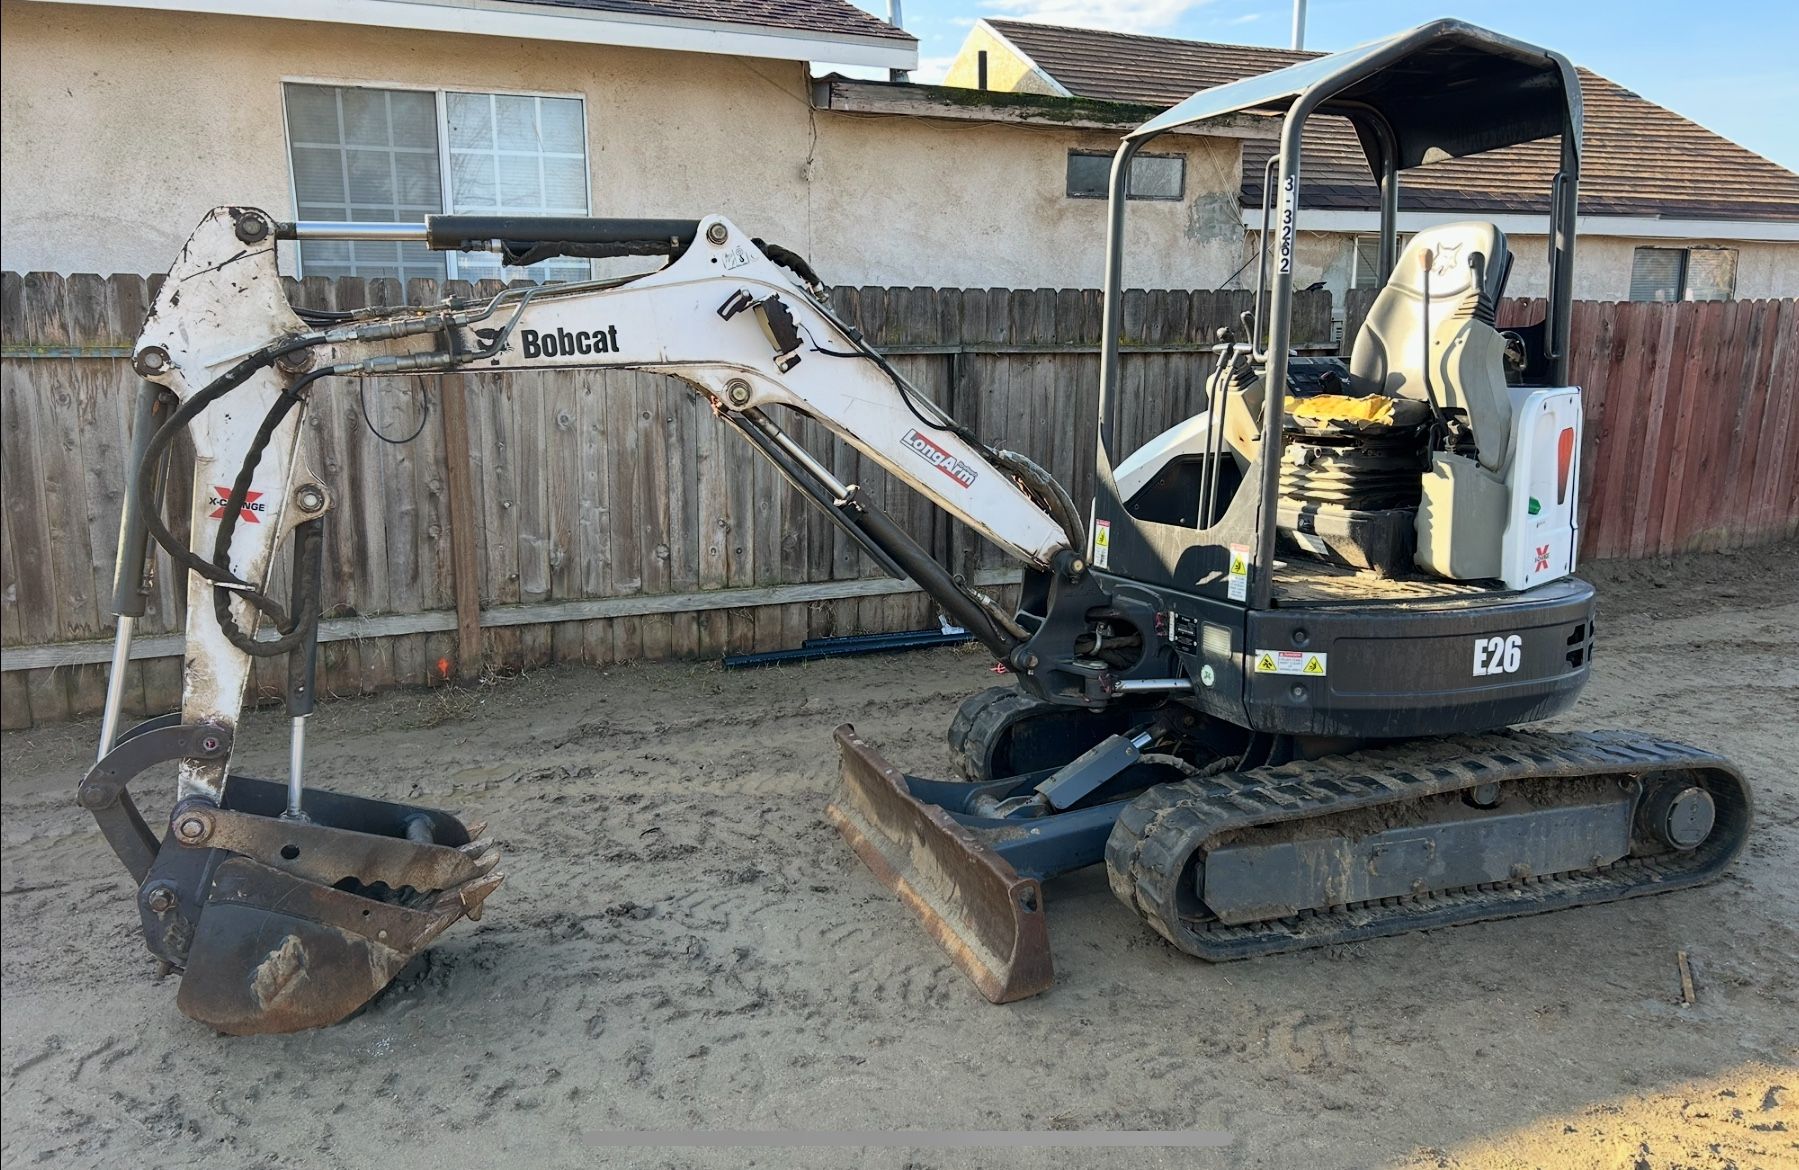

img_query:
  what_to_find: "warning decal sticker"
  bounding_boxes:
[1092,520,1111,569]
[1253,649,1328,677]
[1227,544,1250,601]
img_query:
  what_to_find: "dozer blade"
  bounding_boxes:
[827,725,1052,1003]
[140,777,502,1035]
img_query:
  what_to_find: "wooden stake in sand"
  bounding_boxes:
[1676,950,1697,1005]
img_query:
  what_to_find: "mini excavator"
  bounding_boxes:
[83,21,1749,1032]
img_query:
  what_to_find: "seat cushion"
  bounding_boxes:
[1288,393,1431,434]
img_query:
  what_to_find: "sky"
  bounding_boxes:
[847,0,1799,169]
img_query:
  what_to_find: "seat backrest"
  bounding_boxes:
[1348,222,1516,472]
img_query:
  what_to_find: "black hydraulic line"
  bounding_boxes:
[207,369,331,656]
[835,485,1019,660]
[752,238,828,297]
[134,333,318,592]
[722,628,972,670]
[112,382,176,618]
[991,449,1087,555]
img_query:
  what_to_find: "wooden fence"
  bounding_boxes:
[0,274,1331,728]
[1343,290,1796,558]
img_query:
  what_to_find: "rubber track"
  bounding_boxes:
[947,687,1050,781]
[1103,729,1752,960]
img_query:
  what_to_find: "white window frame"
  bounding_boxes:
[280,76,594,282]
[1629,245,1738,302]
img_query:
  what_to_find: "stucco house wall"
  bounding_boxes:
[1271,231,1799,305]
[0,1,1246,290]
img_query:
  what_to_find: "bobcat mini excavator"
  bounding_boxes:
[84,21,1749,1033]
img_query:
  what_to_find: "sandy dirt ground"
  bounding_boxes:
[3,544,1796,1170]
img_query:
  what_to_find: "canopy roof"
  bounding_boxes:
[1130,19,1581,171]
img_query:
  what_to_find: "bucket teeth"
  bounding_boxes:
[458,872,506,921]
[463,820,488,840]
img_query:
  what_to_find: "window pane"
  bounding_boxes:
[497,154,542,207]
[1352,233,1413,290]
[449,150,496,205]
[303,238,351,272]
[284,83,445,281]
[1684,249,1736,301]
[1630,248,1684,302]
[1353,236,1381,290]
[1066,152,1109,198]
[350,240,398,267]
[291,146,346,203]
[444,92,591,283]
[543,156,587,210]
[341,88,391,147]
[494,94,537,149]
[446,92,493,151]
[1128,154,1184,200]
[390,90,437,146]
[540,97,585,153]
[346,147,395,204]
[394,149,442,210]
[285,86,340,144]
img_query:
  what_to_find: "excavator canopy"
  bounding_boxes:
[1130,18,1582,168]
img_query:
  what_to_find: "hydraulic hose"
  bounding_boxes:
[134,334,325,655]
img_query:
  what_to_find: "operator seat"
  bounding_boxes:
[1347,223,1514,472]
[1345,223,1521,581]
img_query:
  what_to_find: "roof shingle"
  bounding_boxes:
[518,0,913,43]
[989,19,1799,222]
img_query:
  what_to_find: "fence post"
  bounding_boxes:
[436,375,484,681]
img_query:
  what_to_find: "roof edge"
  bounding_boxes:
[813,76,1277,139]
[22,0,920,67]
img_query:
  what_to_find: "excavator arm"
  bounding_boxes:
[88,206,1083,1033]
[133,207,1073,800]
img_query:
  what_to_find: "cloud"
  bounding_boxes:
[911,54,958,83]
[979,0,1219,35]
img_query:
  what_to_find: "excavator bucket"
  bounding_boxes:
[827,725,1053,1003]
[82,720,502,1035]
[154,777,503,1035]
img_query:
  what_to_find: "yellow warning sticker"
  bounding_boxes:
[1092,519,1111,569]
[1227,543,1250,601]
[1254,649,1328,676]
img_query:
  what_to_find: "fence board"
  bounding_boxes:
[3,271,1793,725]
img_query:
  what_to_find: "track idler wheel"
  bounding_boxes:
[947,686,1146,781]
[81,719,502,1035]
